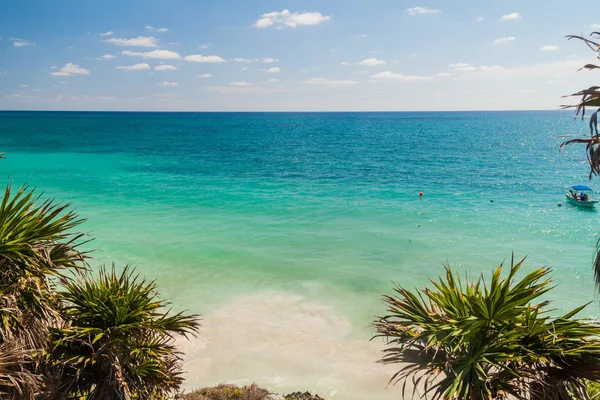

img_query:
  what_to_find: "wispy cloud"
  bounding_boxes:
[11,38,35,47]
[98,54,116,60]
[104,36,159,47]
[305,78,357,87]
[235,57,279,63]
[116,63,150,70]
[230,81,251,86]
[500,13,521,21]
[591,24,600,30]
[145,25,169,33]
[449,63,477,71]
[197,73,212,78]
[121,49,180,59]
[254,10,331,29]
[493,36,516,45]
[207,86,283,95]
[342,58,386,67]
[371,71,431,81]
[154,65,177,71]
[184,54,226,63]
[158,81,179,87]
[266,67,280,73]
[540,45,559,52]
[476,16,484,22]
[50,63,90,77]
[100,31,114,36]
[407,7,441,16]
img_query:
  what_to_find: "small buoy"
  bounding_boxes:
[490,200,494,203]
[419,192,423,197]
[558,203,562,207]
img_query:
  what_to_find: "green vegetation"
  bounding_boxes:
[0,183,200,399]
[374,257,600,400]
[182,384,271,400]
[48,266,199,399]
[181,385,325,400]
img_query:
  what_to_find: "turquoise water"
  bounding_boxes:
[1,111,599,397]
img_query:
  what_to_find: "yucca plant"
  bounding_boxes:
[374,257,600,400]
[0,342,39,400]
[48,265,200,400]
[0,184,87,398]
[0,184,87,347]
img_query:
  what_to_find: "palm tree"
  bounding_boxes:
[374,257,600,400]
[48,265,200,400]
[0,184,87,398]
[559,32,600,287]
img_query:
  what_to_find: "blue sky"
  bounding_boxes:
[0,0,599,111]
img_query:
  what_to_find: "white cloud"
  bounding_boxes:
[476,16,484,22]
[145,25,169,33]
[184,54,227,63]
[500,13,521,21]
[266,67,280,73]
[305,78,356,87]
[50,63,90,77]
[407,7,441,16]
[479,65,509,73]
[12,38,35,47]
[121,49,181,59]
[356,34,369,38]
[98,54,116,60]
[116,63,150,70]
[242,67,249,71]
[449,62,477,71]
[254,10,331,29]
[342,58,386,67]
[158,81,179,87]
[493,36,516,45]
[104,36,159,47]
[100,31,114,36]
[230,81,251,86]
[540,45,560,52]
[436,72,451,77]
[154,65,177,71]
[268,78,278,82]
[199,44,211,49]
[591,24,600,30]
[235,57,279,63]
[371,71,431,81]
[197,73,212,78]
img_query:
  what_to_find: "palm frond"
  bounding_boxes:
[49,265,200,399]
[374,257,600,400]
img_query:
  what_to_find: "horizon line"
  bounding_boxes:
[0,109,569,113]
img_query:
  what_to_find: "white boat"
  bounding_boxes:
[566,185,598,208]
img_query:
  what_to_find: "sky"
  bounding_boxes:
[0,0,599,111]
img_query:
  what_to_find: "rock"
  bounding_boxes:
[265,395,285,400]
[284,392,325,400]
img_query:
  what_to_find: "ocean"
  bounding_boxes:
[0,110,598,399]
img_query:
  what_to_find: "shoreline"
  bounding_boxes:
[177,291,403,400]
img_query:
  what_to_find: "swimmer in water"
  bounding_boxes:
[590,108,600,135]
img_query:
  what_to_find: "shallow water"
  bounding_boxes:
[0,111,598,398]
